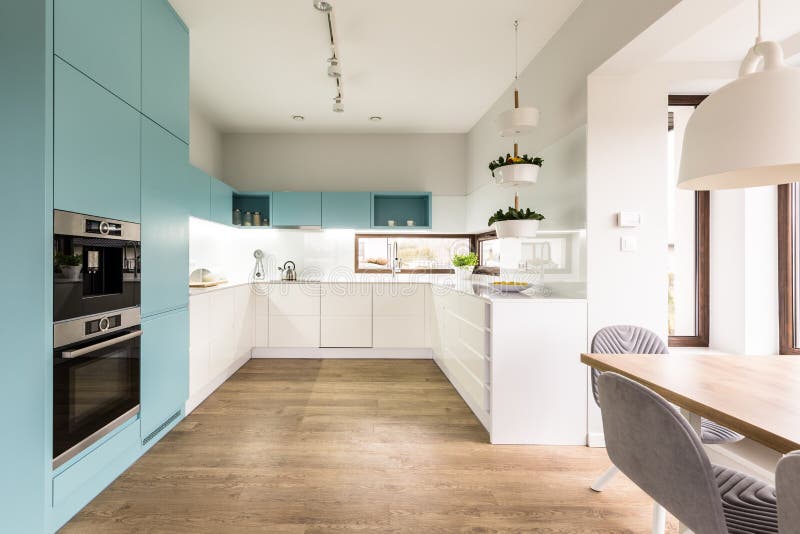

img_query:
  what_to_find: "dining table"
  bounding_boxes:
[580,353,800,453]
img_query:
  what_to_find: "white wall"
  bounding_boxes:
[222,133,467,195]
[190,107,223,179]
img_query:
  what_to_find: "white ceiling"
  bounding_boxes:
[169,0,581,134]
[661,0,800,63]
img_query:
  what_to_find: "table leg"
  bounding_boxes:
[678,409,702,534]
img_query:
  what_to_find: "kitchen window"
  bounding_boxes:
[668,95,710,347]
[354,234,473,274]
[778,183,800,354]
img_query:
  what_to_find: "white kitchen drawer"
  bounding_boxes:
[268,284,321,316]
[268,315,321,347]
[373,316,425,347]
[255,294,269,317]
[448,355,490,414]
[254,314,269,347]
[188,343,210,396]
[453,342,490,385]
[320,316,372,347]
[456,294,490,329]
[321,284,372,316]
[373,284,425,316]
[458,318,490,358]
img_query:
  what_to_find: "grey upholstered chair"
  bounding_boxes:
[598,372,778,534]
[590,325,743,493]
[777,451,800,534]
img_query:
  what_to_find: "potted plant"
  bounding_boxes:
[56,253,83,280]
[488,207,545,238]
[452,252,479,280]
[488,153,543,185]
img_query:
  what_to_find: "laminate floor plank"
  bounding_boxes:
[61,359,677,533]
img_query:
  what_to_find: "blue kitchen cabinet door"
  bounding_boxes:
[54,58,140,223]
[210,177,234,225]
[140,307,188,440]
[141,117,190,317]
[142,0,189,142]
[272,192,322,227]
[322,192,371,229]
[55,0,141,108]
[186,166,211,220]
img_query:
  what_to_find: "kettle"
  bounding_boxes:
[278,260,297,281]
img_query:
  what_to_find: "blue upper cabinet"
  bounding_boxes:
[210,177,234,225]
[142,0,189,142]
[371,192,432,229]
[55,0,141,109]
[141,118,190,317]
[272,192,322,227]
[140,307,188,442]
[186,166,211,221]
[54,58,141,223]
[322,192,371,229]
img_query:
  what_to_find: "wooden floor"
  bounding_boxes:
[62,359,677,533]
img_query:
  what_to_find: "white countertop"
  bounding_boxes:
[189,279,586,302]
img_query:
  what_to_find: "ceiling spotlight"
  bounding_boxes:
[313,1,332,12]
[327,58,341,78]
[291,115,305,122]
[333,97,344,113]
[369,116,382,122]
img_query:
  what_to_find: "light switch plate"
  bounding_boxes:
[617,211,642,228]
[620,236,637,252]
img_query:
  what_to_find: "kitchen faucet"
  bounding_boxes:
[387,241,400,279]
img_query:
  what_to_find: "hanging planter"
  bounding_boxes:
[488,207,545,238]
[489,154,543,186]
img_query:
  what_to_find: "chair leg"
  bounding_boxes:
[590,464,619,492]
[651,502,666,534]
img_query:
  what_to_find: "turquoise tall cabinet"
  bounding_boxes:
[0,1,51,532]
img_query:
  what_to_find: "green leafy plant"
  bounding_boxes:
[488,153,543,176]
[55,253,82,267]
[452,252,479,268]
[488,207,545,226]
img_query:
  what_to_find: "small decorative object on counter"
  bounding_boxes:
[243,211,253,226]
[452,252,478,280]
[406,219,415,227]
[263,218,269,226]
[232,208,242,226]
[387,219,396,227]
[253,211,262,226]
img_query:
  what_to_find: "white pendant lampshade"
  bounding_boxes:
[496,106,540,137]
[678,40,800,190]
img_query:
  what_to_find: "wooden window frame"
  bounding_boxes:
[778,183,800,354]
[668,95,710,348]
[354,233,476,274]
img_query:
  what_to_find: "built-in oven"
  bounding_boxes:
[53,210,140,322]
[53,308,141,468]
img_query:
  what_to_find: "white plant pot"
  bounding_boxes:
[61,265,82,280]
[491,164,540,187]
[455,265,474,280]
[492,219,540,238]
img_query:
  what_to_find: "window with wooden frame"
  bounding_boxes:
[778,183,800,354]
[668,95,710,347]
[354,234,474,274]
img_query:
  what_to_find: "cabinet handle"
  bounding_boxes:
[62,330,143,359]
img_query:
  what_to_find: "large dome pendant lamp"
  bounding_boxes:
[678,0,800,190]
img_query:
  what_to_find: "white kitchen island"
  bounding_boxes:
[188,280,588,445]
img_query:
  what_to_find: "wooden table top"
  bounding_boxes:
[581,353,800,454]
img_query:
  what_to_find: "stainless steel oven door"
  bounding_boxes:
[53,312,141,468]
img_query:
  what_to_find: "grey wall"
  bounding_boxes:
[222,133,467,195]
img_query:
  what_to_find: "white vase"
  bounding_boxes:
[492,219,540,238]
[491,163,540,186]
[61,265,82,280]
[455,265,474,280]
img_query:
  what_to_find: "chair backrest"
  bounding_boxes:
[777,451,800,534]
[598,373,728,533]
[590,325,669,406]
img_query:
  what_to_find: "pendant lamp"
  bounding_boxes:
[678,0,800,190]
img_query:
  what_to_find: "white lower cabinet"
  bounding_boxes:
[268,283,321,348]
[372,283,426,347]
[188,285,254,410]
[320,284,372,347]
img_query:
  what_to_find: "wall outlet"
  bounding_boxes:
[620,236,637,252]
